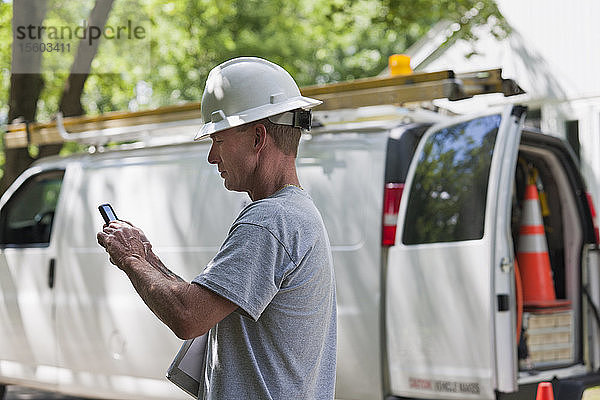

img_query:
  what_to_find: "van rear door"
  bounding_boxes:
[385,105,525,399]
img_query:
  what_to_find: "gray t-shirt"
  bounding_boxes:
[193,186,337,400]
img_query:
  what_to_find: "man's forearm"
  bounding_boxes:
[118,253,233,339]
[146,249,185,282]
[121,255,193,338]
[97,221,235,338]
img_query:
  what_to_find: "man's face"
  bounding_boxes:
[207,125,256,192]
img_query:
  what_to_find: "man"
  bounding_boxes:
[97,57,337,400]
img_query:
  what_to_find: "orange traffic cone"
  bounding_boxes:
[517,183,570,311]
[536,382,554,400]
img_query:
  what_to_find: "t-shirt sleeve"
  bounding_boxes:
[192,222,294,321]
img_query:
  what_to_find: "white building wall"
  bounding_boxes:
[498,0,600,205]
[497,0,600,99]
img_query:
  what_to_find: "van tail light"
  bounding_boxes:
[382,183,404,246]
[586,192,600,244]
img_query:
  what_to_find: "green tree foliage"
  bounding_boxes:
[1,0,507,124]
[0,0,508,191]
[0,1,10,168]
[0,1,12,126]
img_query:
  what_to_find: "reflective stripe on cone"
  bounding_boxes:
[517,183,570,310]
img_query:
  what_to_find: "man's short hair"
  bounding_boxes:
[257,118,302,157]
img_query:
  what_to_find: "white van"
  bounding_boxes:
[1,74,600,400]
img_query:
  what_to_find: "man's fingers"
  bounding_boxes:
[97,219,149,270]
[108,221,124,229]
[97,231,108,247]
[117,220,149,242]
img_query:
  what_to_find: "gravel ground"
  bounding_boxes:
[4,384,600,399]
[3,386,87,399]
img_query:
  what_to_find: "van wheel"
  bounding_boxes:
[0,384,6,399]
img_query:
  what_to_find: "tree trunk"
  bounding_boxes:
[2,0,116,195]
[2,73,44,194]
[1,0,48,195]
[59,0,115,117]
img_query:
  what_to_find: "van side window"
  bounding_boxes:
[0,170,64,246]
[403,115,501,244]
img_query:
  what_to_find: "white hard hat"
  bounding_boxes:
[194,57,322,140]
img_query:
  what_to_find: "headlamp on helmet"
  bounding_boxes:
[268,109,312,130]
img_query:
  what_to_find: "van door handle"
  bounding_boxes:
[48,258,56,289]
[500,257,513,273]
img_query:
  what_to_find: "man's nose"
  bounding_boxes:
[207,144,219,164]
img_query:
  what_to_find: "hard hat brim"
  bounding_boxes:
[194,95,322,141]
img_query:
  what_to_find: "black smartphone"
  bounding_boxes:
[98,203,118,224]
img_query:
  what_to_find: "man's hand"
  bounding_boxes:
[97,221,236,339]
[97,221,150,270]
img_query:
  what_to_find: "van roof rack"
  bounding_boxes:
[3,67,523,149]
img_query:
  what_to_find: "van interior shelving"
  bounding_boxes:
[512,130,584,372]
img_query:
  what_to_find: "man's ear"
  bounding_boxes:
[253,123,267,152]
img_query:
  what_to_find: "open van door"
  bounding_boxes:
[385,105,526,399]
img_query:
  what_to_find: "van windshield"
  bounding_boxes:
[402,114,501,244]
